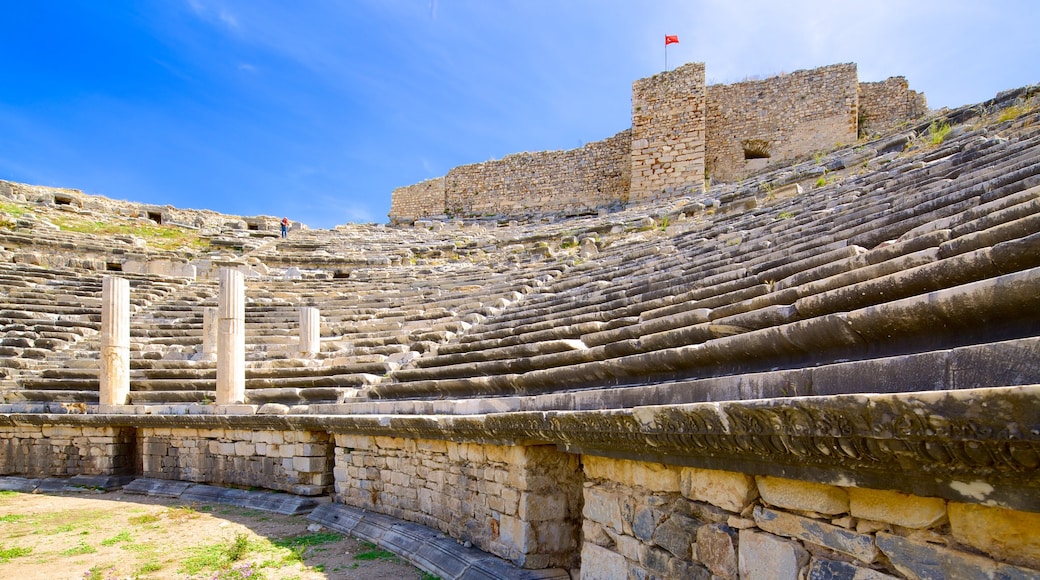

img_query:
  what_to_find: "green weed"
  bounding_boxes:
[998,104,1028,123]
[353,541,400,563]
[61,541,96,556]
[0,544,32,563]
[0,514,25,523]
[777,211,795,220]
[928,120,952,145]
[100,530,133,546]
[128,513,160,525]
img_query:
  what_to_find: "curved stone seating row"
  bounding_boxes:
[371,108,1040,402]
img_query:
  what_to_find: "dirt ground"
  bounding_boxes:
[0,489,435,580]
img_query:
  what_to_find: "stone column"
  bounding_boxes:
[300,307,320,355]
[216,268,245,405]
[199,307,218,361]
[99,276,131,406]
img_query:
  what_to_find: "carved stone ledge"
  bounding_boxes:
[3,385,1037,512]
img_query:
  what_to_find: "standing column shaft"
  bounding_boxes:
[216,268,245,405]
[200,307,218,361]
[99,276,131,405]
[300,307,320,355]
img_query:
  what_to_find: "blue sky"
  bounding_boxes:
[1,1,1037,229]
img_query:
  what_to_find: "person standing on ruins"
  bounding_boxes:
[281,217,289,238]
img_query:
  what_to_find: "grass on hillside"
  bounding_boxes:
[0,198,209,252]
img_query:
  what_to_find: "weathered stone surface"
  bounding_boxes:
[808,558,899,580]
[877,532,1039,580]
[756,476,849,515]
[848,487,947,529]
[696,524,738,579]
[583,456,680,493]
[738,529,809,580]
[948,502,1040,569]
[681,467,757,512]
[650,513,699,559]
[754,506,878,564]
[580,542,628,580]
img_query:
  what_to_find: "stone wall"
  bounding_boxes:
[581,456,1040,579]
[140,427,332,496]
[388,177,446,224]
[0,424,136,477]
[333,434,582,569]
[445,130,631,220]
[705,63,860,182]
[630,62,707,201]
[859,76,929,137]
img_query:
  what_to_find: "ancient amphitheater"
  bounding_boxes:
[1,63,1038,579]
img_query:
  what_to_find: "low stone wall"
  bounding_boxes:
[581,456,1040,579]
[333,435,582,569]
[0,423,135,477]
[140,427,332,496]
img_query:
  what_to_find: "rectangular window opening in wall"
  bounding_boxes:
[147,212,163,225]
[54,195,73,206]
[106,262,123,272]
[247,223,259,231]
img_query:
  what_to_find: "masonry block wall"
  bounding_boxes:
[580,456,1040,579]
[0,424,136,476]
[443,130,632,220]
[389,177,446,224]
[333,434,583,569]
[139,427,333,496]
[859,76,929,137]
[705,63,860,183]
[629,62,707,202]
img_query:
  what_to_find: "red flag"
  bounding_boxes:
[665,35,679,45]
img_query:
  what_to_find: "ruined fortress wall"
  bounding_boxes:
[388,177,446,224]
[859,76,929,137]
[705,63,860,182]
[629,62,707,201]
[443,130,631,219]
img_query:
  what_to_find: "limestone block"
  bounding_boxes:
[681,467,757,512]
[949,502,1040,569]
[754,506,878,564]
[583,486,624,532]
[580,542,629,580]
[584,456,681,492]
[518,491,569,522]
[738,529,809,580]
[848,487,947,529]
[808,559,900,580]
[756,475,848,515]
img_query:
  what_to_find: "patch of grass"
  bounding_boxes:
[814,176,828,188]
[353,541,401,563]
[84,564,117,580]
[0,514,25,523]
[777,211,795,220]
[998,104,1028,123]
[420,573,444,580]
[928,120,952,145]
[0,490,17,497]
[272,531,342,549]
[180,532,252,575]
[0,544,32,563]
[100,530,133,546]
[164,504,200,522]
[128,513,161,525]
[61,541,97,556]
[48,215,209,252]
